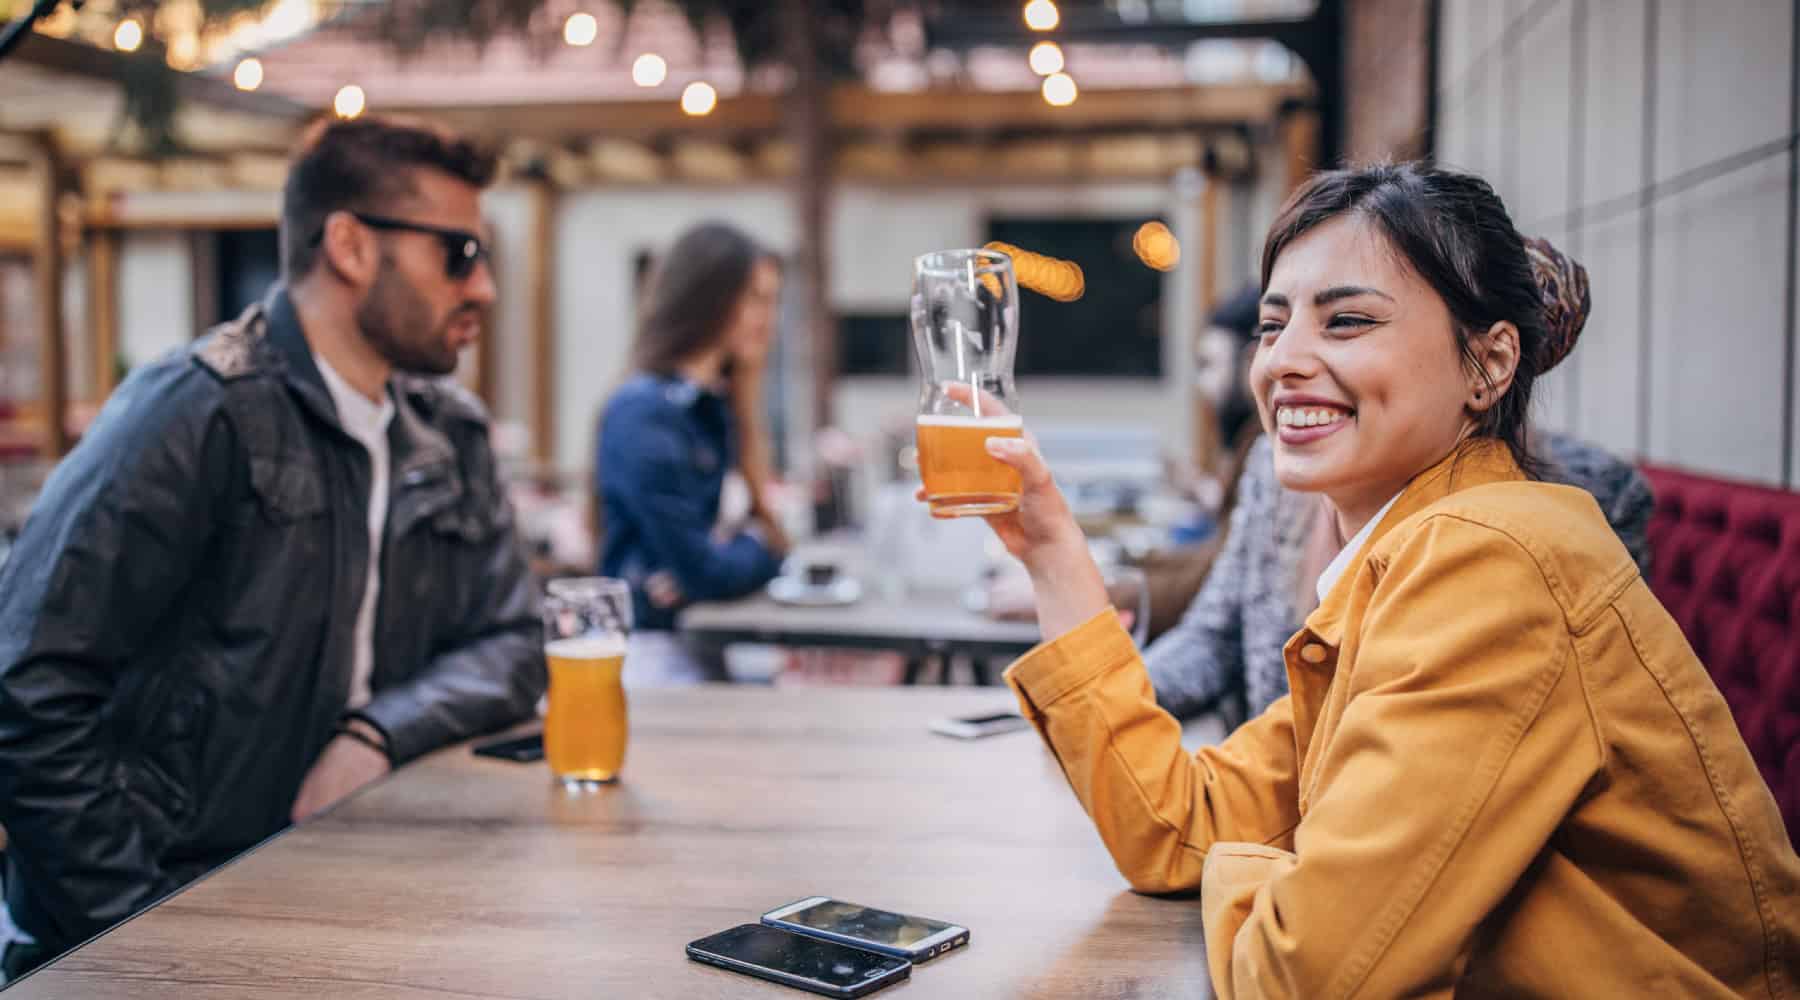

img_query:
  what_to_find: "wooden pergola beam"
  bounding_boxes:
[391,81,1310,145]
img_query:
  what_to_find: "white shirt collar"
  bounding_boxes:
[314,351,395,444]
[1316,491,1403,603]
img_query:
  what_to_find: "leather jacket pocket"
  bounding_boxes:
[248,454,327,523]
[117,674,211,843]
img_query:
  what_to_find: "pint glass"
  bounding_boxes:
[543,577,632,787]
[911,248,1024,518]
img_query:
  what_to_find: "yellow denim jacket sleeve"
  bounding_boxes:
[1005,610,1304,894]
[1007,514,1605,999]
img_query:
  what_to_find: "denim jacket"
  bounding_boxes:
[597,374,780,630]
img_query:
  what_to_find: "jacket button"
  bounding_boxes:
[1300,643,1329,664]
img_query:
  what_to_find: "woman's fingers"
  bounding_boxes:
[941,381,1014,419]
[983,434,1052,491]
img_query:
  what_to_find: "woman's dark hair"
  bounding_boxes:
[1259,162,1554,478]
[632,222,775,375]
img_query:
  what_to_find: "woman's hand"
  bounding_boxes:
[978,435,1110,639]
[915,382,1111,640]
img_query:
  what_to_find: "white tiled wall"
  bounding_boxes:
[1439,0,1798,486]
[1648,156,1790,483]
[1652,0,1792,186]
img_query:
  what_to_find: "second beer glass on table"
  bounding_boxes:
[543,577,632,788]
[911,248,1024,518]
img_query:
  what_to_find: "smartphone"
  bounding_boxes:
[928,711,1030,740]
[471,733,544,762]
[686,923,910,998]
[762,896,970,963]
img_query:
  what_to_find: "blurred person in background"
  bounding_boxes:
[1139,284,1263,639]
[971,162,1798,995]
[597,221,789,686]
[0,116,546,978]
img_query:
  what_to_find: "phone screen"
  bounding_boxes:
[780,899,954,948]
[696,925,905,988]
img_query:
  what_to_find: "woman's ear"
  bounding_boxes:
[1468,320,1521,412]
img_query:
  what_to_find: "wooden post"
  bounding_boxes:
[1281,105,1322,198]
[780,0,836,432]
[1199,170,1220,318]
[526,178,556,469]
[88,226,119,400]
[1191,168,1223,478]
[30,132,68,459]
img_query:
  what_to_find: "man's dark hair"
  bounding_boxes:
[280,115,498,280]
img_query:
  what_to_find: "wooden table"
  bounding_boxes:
[680,589,1043,684]
[11,687,1214,999]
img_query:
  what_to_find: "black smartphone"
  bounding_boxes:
[686,923,910,998]
[763,896,969,963]
[471,733,543,762]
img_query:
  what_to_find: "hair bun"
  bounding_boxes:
[1522,235,1590,372]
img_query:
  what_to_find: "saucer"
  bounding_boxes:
[768,575,864,607]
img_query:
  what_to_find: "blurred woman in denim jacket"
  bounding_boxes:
[597,222,788,684]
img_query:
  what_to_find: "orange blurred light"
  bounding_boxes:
[1042,71,1078,107]
[1132,221,1181,271]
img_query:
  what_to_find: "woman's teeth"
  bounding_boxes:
[1276,406,1350,428]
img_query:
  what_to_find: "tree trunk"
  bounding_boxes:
[779,0,835,433]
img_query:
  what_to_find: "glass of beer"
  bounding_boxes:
[911,248,1024,518]
[543,577,632,788]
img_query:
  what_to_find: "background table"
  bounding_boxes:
[11,687,1214,999]
[680,588,1043,684]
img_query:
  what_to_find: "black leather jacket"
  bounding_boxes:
[0,289,546,956]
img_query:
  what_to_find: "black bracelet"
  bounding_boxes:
[334,720,391,762]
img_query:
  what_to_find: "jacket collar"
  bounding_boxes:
[265,284,458,492]
[1302,437,1526,648]
[264,285,343,434]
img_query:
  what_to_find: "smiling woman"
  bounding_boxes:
[962,162,1800,997]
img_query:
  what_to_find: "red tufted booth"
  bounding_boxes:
[1640,463,1800,841]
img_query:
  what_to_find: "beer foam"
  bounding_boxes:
[546,635,627,659]
[915,414,1024,428]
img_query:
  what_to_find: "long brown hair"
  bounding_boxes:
[631,221,773,375]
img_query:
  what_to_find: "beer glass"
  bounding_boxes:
[911,248,1024,518]
[543,577,632,787]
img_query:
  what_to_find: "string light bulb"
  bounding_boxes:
[681,81,718,116]
[1028,40,1063,75]
[632,52,667,87]
[113,18,143,52]
[1023,0,1059,31]
[1042,71,1078,107]
[233,57,264,91]
[334,84,366,120]
[563,12,597,46]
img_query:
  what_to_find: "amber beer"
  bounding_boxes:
[544,635,628,784]
[916,414,1024,518]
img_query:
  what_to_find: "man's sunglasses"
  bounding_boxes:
[314,211,488,281]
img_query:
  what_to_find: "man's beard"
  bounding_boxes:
[355,257,471,376]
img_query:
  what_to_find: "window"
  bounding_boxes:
[837,311,911,376]
[986,217,1166,377]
